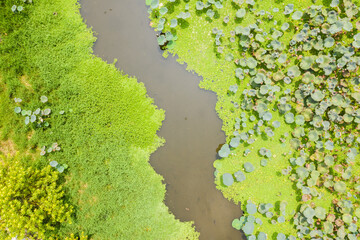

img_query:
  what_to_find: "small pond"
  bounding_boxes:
[79,1,243,239]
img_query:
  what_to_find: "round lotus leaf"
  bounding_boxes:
[231,218,241,230]
[14,106,21,114]
[255,34,265,42]
[285,112,294,124]
[257,232,267,240]
[281,22,290,31]
[219,144,230,158]
[40,95,48,103]
[270,40,281,50]
[272,121,280,128]
[56,165,65,173]
[308,130,319,142]
[324,155,334,166]
[276,233,286,240]
[311,90,325,102]
[242,222,254,235]
[283,4,294,15]
[277,216,285,223]
[234,170,246,182]
[24,116,30,125]
[314,206,326,220]
[157,35,166,45]
[247,202,257,214]
[260,159,267,167]
[334,181,346,193]
[244,162,255,172]
[302,72,315,84]
[50,161,59,167]
[225,53,234,62]
[222,173,234,187]
[290,138,301,149]
[287,65,300,78]
[170,19,178,28]
[229,84,238,94]
[324,37,335,48]
[324,140,334,150]
[236,9,246,18]
[344,113,354,123]
[323,221,334,234]
[230,137,240,148]
[247,57,257,69]
[262,111,272,121]
[295,115,305,126]
[150,0,159,9]
[343,20,353,31]
[30,115,36,123]
[277,54,287,64]
[292,11,303,20]
[330,0,339,7]
[300,56,314,70]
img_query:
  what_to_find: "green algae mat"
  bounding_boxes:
[148,0,360,238]
[0,0,198,239]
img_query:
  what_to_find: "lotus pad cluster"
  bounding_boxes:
[148,0,360,238]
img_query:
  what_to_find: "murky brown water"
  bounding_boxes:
[79,1,243,239]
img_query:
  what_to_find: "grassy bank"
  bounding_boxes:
[149,0,360,238]
[0,0,198,239]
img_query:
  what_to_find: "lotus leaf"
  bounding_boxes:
[292,11,303,20]
[262,112,272,121]
[40,95,48,103]
[283,4,294,15]
[222,173,234,186]
[196,1,205,10]
[242,222,254,235]
[270,40,281,50]
[272,121,280,128]
[14,107,21,114]
[334,181,346,193]
[287,65,300,78]
[324,140,334,150]
[276,233,286,240]
[230,137,240,148]
[246,0,255,5]
[247,57,257,69]
[170,19,178,28]
[232,218,241,230]
[247,202,257,215]
[300,56,313,70]
[234,170,246,182]
[219,144,230,158]
[257,232,267,240]
[50,161,59,167]
[56,165,65,173]
[236,9,246,18]
[330,0,339,7]
[178,11,191,19]
[150,0,159,9]
[244,162,255,172]
[314,206,326,219]
[284,112,294,124]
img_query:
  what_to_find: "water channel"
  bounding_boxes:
[79,1,243,239]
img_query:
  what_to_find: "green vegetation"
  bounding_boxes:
[0,154,72,240]
[149,0,360,238]
[0,0,198,239]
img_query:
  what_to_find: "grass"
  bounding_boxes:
[148,0,360,238]
[0,0,198,239]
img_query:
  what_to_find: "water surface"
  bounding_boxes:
[79,1,243,239]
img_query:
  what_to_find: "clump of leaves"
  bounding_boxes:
[0,154,72,239]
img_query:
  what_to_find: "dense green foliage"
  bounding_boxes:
[149,0,360,238]
[0,0,198,239]
[0,154,72,240]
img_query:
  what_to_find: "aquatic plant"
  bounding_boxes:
[149,0,360,237]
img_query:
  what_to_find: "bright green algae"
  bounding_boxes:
[0,0,198,239]
[148,0,360,238]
